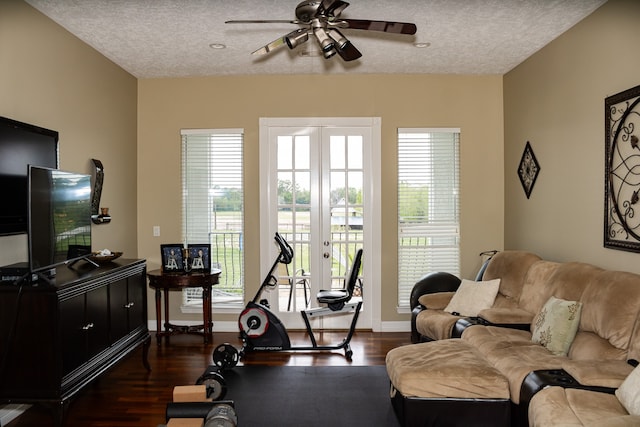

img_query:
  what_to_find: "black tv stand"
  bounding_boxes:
[0,258,150,426]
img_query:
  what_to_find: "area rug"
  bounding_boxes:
[219,365,400,427]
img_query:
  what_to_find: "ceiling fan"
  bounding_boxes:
[225,0,417,61]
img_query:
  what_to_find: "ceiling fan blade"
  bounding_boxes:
[338,19,417,35]
[225,19,300,25]
[336,41,362,61]
[250,36,287,55]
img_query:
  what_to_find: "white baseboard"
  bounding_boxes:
[0,404,30,426]
[378,321,411,332]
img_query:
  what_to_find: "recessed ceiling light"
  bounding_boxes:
[413,42,431,48]
[209,43,226,49]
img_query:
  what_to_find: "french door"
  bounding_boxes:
[259,118,381,330]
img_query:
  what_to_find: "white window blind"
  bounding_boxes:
[397,128,460,308]
[181,129,244,308]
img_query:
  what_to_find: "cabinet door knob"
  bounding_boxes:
[124,302,135,309]
[82,323,94,330]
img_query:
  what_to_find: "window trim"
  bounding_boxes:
[397,127,461,310]
[180,128,245,312]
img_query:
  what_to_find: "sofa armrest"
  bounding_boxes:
[409,272,461,343]
[418,292,455,310]
[409,272,461,310]
[411,305,428,343]
[520,369,618,409]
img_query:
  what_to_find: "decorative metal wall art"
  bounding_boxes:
[518,141,540,199]
[605,84,640,252]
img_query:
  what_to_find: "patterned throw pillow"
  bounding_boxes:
[443,278,501,317]
[616,365,640,416]
[531,296,582,356]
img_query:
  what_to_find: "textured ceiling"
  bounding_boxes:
[25,0,607,78]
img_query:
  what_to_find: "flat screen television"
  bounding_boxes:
[28,165,92,275]
[0,116,59,235]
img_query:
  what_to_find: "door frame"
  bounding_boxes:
[259,117,382,331]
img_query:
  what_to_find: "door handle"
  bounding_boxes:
[323,252,330,258]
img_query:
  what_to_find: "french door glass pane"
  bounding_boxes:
[277,135,312,311]
[329,136,364,291]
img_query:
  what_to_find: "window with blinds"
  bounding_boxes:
[397,128,460,308]
[181,129,244,308]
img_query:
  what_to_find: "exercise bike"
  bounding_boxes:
[213,232,363,367]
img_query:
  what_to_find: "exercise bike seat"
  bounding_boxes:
[316,249,363,311]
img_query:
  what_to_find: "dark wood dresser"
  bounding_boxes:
[0,258,150,425]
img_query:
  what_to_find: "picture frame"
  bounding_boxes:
[604,84,640,253]
[161,244,184,272]
[187,244,211,272]
[517,141,541,199]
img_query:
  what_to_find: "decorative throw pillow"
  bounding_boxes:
[616,365,640,416]
[443,278,501,317]
[531,296,582,356]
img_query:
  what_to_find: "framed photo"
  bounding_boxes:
[161,244,184,272]
[604,84,640,252]
[187,244,211,272]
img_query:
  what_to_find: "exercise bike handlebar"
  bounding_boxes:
[274,232,294,265]
[252,233,295,303]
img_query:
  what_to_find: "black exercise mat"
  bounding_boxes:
[220,365,400,427]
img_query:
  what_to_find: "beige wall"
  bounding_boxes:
[504,0,640,273]
[0,0,138,266]
[138,74,504,324]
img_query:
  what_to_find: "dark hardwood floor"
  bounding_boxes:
[6,330,410,427]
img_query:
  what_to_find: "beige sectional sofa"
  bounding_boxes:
[388,251,640,426]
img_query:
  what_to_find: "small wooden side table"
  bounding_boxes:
[147,268,221,344]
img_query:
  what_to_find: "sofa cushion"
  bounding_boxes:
[529,387,629,427]
[482,251,542,305]
[577,269,640,357]
[517,260,562,315]
[462,325,567,403]
[584,415,640,427]
[531,296,582,356]
[519,261,594,319]
[444,278,500,317]
[616,365,640,416]
[386,340,510,399]
[568,331,628,361]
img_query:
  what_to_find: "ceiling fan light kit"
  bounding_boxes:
[284,28,309,49]
[225,0,417,62]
